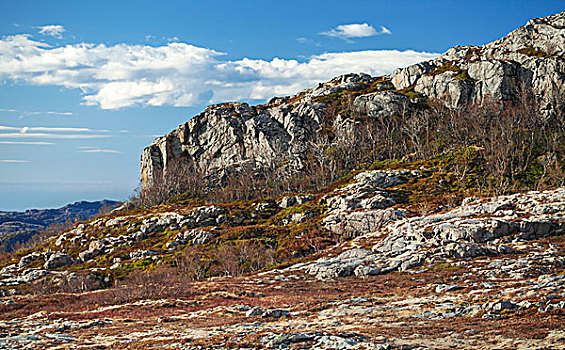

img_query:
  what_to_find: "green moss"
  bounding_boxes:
[131,257,155,270]
[430,261,462,271]
[267,201,326,225]
[428,62,462,76]
[453,70,475,82]
[517,46,553,58]
[396,85,424,100]
[428,62,475,82]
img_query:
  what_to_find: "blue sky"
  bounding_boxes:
[0,0,563,211]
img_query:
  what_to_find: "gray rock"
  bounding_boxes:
[18,252,42,268]
[354,265,382,278]
[435,284,465,293]
[43,253,72,269]
[262,309,290,318]
[492,300,518,313]
[324,208,407,236]
[278,195,314,208]
[129,250,158,260]
[245,306,264,317]
[19,268,49,283]
[399,255,424,271]
[337,248,373,260]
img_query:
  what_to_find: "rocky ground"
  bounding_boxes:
[0,254,564,349]
[0,170,564,349]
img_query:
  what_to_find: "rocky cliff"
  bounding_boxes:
[141,11,565,188]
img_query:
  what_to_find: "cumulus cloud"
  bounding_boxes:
[0,34,438,110]
[320,23,391,39]
[37,25,65,38]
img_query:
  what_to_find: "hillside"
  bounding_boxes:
[0,11,565,350]
[0,200,121,252]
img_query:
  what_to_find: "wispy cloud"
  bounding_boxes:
[0,125,108,133]
[0,133,110,139]
[0,141,54,145]
[320,23,391,40]
[0,159,29,163]
[46,111,73,116]
[37,25,65,38]
[20,126,107,133]
[77,146,120,154]
[0,108,73,116]
[0,125,111,139]
[0,34,436,110]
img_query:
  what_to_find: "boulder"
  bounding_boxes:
[44,253,72,269]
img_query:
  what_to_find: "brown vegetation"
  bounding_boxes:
[133,89,565,207]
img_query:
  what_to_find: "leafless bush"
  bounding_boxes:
[174,248,211,281]
[210,240,276,277]
[24,272,100,296]
[134,88,565,204]
[112,264,185,302]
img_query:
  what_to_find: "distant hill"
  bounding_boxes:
[0,200,121,252]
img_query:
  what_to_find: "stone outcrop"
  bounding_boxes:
[141,11,565,188]
[391,11,565,110]
[296,187,565,280]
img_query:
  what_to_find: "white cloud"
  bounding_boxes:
[0,108,73,116]
[46,111,73,116]
[23,126,104,133]
[77,147,120,154]
[0,34,438,110]
[0,125,110,139]
[37,25,65,38]
[0,125,108,133]
[380,26,392,35]
[320,23,391,39]
[0,133,110,139]
[0,160,29,163]
[0,141,54,145]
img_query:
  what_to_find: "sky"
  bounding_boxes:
[0,0,563,211]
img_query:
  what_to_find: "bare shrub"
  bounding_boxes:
[112,263,185,302]
[133,87,565,205]
[174,247,211,281]
[211,240,276,277]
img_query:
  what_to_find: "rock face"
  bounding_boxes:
[141,11,565,188]
[140,74,372,186]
